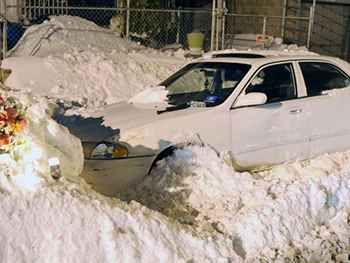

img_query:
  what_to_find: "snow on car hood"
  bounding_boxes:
[127,86,169,104]
[101,101,170,130]
[65,100,195,142]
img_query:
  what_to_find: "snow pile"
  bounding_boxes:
[128,85,169,104]
[0,89,239,263]
[0,14,350,262]
[7,15,145,57]
[2,15,187,112]
[119,145,350,261]
[0,175,238,263]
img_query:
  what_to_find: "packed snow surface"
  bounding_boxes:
[0,15,349,262]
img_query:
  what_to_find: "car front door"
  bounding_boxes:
[299,60,350,158]
[229,62,310,171]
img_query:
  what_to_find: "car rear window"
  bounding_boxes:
[299,61,350,96]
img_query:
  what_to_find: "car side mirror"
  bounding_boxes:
[234,92,267,107]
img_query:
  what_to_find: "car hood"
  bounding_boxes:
[64,101,194,142]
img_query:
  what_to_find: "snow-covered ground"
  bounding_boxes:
[0,15,350,262]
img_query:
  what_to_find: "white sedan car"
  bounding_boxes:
[66,51,350,196]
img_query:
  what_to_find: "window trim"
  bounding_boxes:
[298,60,350,98]
[235,62,298,106]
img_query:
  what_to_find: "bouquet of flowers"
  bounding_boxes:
[0,95,29,153]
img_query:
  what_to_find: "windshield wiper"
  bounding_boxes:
[157,102,189,114]
[157,101,206,115]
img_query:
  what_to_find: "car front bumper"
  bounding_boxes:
[80,154,156,196]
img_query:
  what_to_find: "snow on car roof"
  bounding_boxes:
[192,49,341,68]
[203,49,320,60]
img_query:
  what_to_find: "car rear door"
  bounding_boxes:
[229,62,309,171]
[298,60,350,158]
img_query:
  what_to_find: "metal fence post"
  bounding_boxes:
[262,16,267,50]
[126,0,130,39]
[176,10,181,44]
[307,1,316,49]
[210,0,216,52]
[2,0,7,59]
[282,0,287,39]
[221,0,226,50]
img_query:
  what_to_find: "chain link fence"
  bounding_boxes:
[223,14,311,49]
[115,8,213,50]
[0,2,312,59]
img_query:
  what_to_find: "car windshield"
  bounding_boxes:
[159,62,251,107]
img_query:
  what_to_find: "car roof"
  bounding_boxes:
[196,49,340,66]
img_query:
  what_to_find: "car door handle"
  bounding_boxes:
[288,107,302,114]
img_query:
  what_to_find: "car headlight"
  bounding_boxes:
[90,142,128,159]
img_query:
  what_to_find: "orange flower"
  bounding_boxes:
[0,120,6,129]
[0,96,29,152]
[0,113,7,121]
[0,132,10,146]
[6,117,14,124]
[18,118,28,131]
[5,107,18,119]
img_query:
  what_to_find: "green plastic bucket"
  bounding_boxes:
[187,32,204,53]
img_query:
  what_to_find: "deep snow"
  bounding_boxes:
[0,15,349,262]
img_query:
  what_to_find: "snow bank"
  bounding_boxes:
[1,14,350,263]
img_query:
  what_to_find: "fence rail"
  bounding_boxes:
[0,2,313,59]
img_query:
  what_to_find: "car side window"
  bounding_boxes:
[299,62,350,96]
[245,63,296,103]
